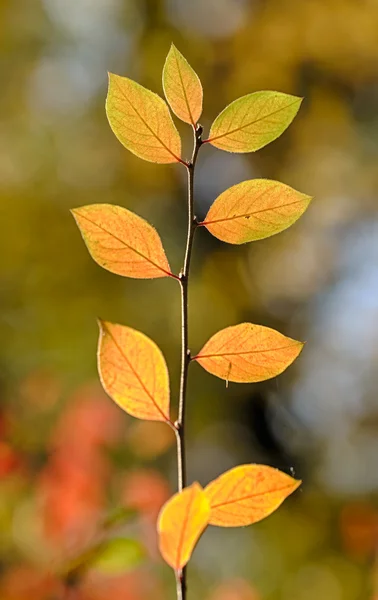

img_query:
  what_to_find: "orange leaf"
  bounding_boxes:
[71,204,173,279]
[201,179,311,244]
[106,73,182,164]
[163,44,203,126]
[98,321,170,423]
[205,464,301,527]
[206,91,302,153]
[158,483,210,570]
[193,323,303,383]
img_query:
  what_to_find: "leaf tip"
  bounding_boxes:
[106,73,119,104]
[287,476,302,498]
[106,72,117,91]
[287,94,303,107]
[293,95,304,112]
[191,481,205,494]
[70,204,88,215]
[294,339,306,357]
[97,317,106,331]
[70,206,86,228]
[69,208,79,226]
[97,319,111,344]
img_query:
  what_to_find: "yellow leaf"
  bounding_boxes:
[205,464,301,527]
[206,91,302,153]
[98,321,170,423]
[193,323,303,383]
[201,179,311,244]
[106,73,183,164]
[71,204,173,279]
[163,44,203,126]
[158,483,210,570]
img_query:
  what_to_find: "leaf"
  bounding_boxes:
[163,44,203,126]
[90,538,145,574]
[106,73,182,164]
[193,323,303,383]
[98,321,170,423]
[200,179,311,244]
[205,464,301,527]
[158,483,210,570]
[71,204,173,279]
[206,91,302,153]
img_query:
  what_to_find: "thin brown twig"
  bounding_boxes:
[174,124,203,600]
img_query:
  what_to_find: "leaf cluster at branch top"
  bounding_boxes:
[72,43,310,577]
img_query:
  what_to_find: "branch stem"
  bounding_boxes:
[174,125,203,600]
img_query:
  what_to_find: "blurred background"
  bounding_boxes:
[1,0,378,598]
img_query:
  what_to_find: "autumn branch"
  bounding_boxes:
[73,42,306,600]
[174,124,203,600]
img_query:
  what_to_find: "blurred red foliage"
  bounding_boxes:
[121,468,172,561]
[0,441,22,478]
[0,407,22,479]
[340,502,378,561]
[80,570,164,600]
[19,369,62,410]
[122,469,171,520]
[39,383,122,549]
[2,380,177,598]
[207,579,260,600]
[0,567,164,600]
[0,566,59,600]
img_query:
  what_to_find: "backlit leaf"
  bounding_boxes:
[201,179,311,244]
[98,321,170,423]
[71,204,173,279]
[193,323,303,383]
[206,91,302,153]
[163,44,203,126]
[158,483,210,570]
[106,73,182,164]
[205,465,301,527]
